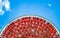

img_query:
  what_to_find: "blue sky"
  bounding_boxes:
[0,0,60,32]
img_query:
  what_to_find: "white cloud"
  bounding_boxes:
[0,0,10,15]
[4,0,10,11]
[0,10,4,15]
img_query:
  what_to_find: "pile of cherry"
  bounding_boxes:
[1,16,60,38]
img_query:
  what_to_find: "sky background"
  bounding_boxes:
[0,0,60,33]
